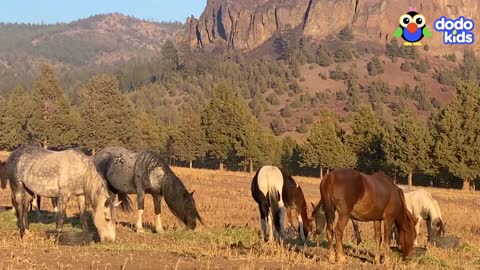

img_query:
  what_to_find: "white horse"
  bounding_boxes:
[402,188,445,246]
[251,165,286,242]
[347,187,445,247]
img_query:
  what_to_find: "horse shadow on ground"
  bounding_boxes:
[117,221,157,233]
[27,211,97,231]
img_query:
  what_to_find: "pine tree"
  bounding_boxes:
[134,111,168,154]
[279,136,302,175]
[347,104,385,173]
[383,110,433,189]
[0,86,33,149]
[201,84,242,170]
[301,110,356,177]
[29,65,79,149]
[79,74,137,154]
[432,80,480,190]
[172,107,207,168]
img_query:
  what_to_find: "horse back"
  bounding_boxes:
[96,147,137,194]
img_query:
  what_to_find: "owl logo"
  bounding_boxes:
[393,7,432,46]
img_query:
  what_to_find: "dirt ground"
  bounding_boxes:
[0,167,479,269]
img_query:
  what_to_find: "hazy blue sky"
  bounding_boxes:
[0,0,207,24]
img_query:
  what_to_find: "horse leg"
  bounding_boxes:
[334,213,350,263]
[352,219,362,245]
[278,203,286,241]
[152,193,163,233]
[297,208,305,241]
[35,195,41,221]
[326,214,335,263]
[383,218,394,266]
[135,189,146,233]
[373,220,382,264]
[258,203,268,241]
[52,197,58,213]
[56,194,70,232]
[414,218,421,246]
[77,195,88,231]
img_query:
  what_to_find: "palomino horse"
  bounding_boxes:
[1,145,117,242]
[251,165,286,242]
[320,169,417,265]
[353,188,445,247]
[94,147,203,233]
[282,173,313,241]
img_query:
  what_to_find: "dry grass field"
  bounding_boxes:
[0,167,479,269]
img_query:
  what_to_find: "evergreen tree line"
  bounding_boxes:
[1,36,480,191]
[1,63,479,191]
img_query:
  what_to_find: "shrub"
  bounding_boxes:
[334,45,353,63]
[280,105,293,117]
[401,62,412,72]
[266,93,280,106]
[338,25,354,41]
[367,55,385,76]
[329,65,349,81]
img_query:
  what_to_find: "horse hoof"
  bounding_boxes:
[135,227,145,233]
[154,227,164,233]
[337,256,347,264]
[328,254,336,263]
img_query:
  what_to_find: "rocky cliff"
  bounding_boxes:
[185,0,479,53]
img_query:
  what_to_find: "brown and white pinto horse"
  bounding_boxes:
[320,169,417,265]
[251,166,313,242]
[282,173,313,241]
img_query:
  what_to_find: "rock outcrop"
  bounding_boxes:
[185,0,479,53]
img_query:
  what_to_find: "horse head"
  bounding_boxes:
[92,197,118,243]
[397,208,418,259]
[182,189,203,229]
[311,201,326,235]
[430,218,446,238]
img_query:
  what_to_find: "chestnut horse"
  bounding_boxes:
[282,173,312,241]
[320,169,417,265]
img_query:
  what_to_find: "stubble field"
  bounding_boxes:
[0,167,479,269]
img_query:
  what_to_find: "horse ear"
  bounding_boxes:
[311,202,315,208]
[190,190,196,196]
[114,201,122,207]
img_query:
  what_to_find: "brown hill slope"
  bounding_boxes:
[0,13,182,90]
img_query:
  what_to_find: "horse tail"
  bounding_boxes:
[268,184,283,236]
[116,192,133,213]
[0,161,7,189]
[320,173,335,226]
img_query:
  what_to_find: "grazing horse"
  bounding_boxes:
[282,173,313,241]
[351,188,446,247]
[404,189,445,244]
[1,145,117,242]
[251,165,286,242]
[94,147,203,233]
[320,169,417,265]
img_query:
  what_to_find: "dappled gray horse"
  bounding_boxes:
[0,145,117,242]
[94,147,203,233]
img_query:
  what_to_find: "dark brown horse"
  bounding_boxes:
[282,173,313,241]
[320,169,417,265]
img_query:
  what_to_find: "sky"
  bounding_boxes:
[0,0,207,24]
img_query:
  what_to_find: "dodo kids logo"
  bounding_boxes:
[434,16,475,45]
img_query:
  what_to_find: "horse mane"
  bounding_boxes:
[134,150,202,226]
[134,150,166,190]
[83,158,109,210]
[396,187,417,252]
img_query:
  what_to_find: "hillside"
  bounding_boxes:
[0,4,476,141]
[0,13,182,90]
